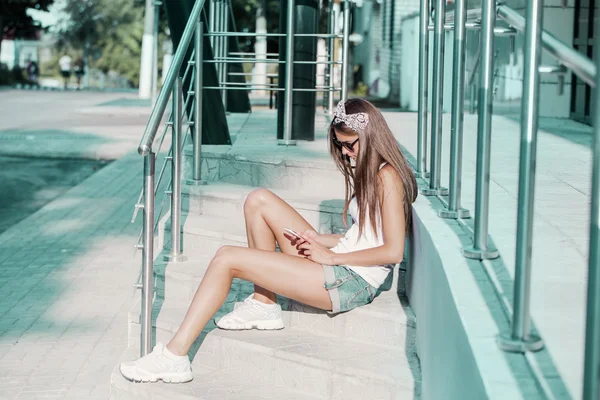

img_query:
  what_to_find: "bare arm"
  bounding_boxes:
[330,165,406,266]
[298,231,344,249]
[318,233,345,249]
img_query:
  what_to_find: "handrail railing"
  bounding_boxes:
[133,0,352,358]
[497,5,596,87]
[138,0,207,156]
[419,0,600,397]
[455,6,597,87]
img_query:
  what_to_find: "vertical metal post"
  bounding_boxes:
[416,0,430,179]
[324,6,334,114]
[140,153,155,356]
[439,0,470,219]
[421,0,448,196]
[221,0,229,109]
[209,0,216,50]
[188,21,207,186]
[497,0,545,353]
[327,7,336,115]
[582,22,600,400]
[462,0,498,260]
[469,82,476,114]
[164,79,187,262]
[139,0,156,99]
[217,1,222,95]
[340,0,351,102]
[278,0,297,146]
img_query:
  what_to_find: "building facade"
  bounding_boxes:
[352,0,596,123]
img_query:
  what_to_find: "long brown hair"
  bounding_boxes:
[328,98,418,237]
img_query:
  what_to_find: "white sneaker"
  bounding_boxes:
[120,342,193,383]
[216,294,284,330]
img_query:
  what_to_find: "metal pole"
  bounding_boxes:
[497,0,545,353]
[324,6,335,113]
[188,21,207,186]
[221,0,229,109]
[327,7,336,114]
[416,0,430,179]
[139,0,156,99]
[469,82,476,114]
[582,23,600,400]
[209,0,216,50]
[215,0,222,96]
[278,0,297,146]
[140,153,155,356]
[439,0,470,219]
[165,78,187,262]
[421,0,448,196]
[340,0,351,102]
[462,0,498,260]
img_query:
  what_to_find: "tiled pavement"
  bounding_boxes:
[0,152,143,399]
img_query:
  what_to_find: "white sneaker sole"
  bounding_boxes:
[120,365,193,383]
[216,318,285,330]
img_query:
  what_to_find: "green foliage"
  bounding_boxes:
[56,0,149,86]
[54,0,293,87]
[0,0,55,41]
[230,0,281,53]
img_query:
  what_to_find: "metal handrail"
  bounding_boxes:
[138,0,207,156]
[444,7,484,24]
[462,6,597,87]
[135,0,352,358]
[497,5,596,86]
[422,1,600,397]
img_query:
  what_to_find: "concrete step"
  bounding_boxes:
[110,343,329,400]
[138,262,414,349]
[183,145,346,198]
[157,213,247,262]
[121,311,420,400]
[181,181,350,235]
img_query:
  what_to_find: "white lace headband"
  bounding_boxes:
[333,101,369,132]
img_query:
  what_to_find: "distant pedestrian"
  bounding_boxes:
[27,60,39,85]
[59,54,72,89]
[74,57,85,89]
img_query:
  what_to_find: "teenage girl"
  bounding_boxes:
[121,98,418,383]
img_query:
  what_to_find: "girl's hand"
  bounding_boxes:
[300,230,329,247]
[285,229,322,246]
[296,232,336,265]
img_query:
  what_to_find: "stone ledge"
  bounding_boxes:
[406,180,565,399]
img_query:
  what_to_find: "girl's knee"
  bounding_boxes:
[211,246,235,269]
[244,188,274,215]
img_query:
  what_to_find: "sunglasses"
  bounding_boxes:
[332,136,359,152]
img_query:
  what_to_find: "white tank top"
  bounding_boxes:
[330,164,393,288]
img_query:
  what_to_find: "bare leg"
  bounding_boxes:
[243,189,316,304]
[167,246,331,356]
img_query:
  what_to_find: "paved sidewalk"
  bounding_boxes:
[0,90,151,160]
[0,90,151,399]
[0,151,144,399]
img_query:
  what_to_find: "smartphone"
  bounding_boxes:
[283,227,303,239]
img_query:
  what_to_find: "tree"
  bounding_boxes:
[56,0,148,86]
[230,0,280,54]
[0,0,54,53]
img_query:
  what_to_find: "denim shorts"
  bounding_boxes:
[322,265,377,313]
